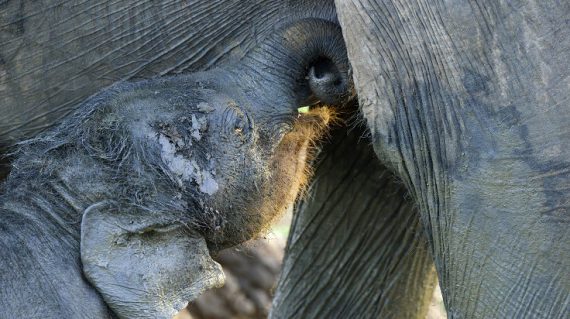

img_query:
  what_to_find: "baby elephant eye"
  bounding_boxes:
[233,115,247,133]
[222,103,252,137]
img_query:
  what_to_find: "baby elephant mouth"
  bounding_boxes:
[265,106,337,224]
[201,105,338,249]
[275,106,336,191]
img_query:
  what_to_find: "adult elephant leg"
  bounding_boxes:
[271,124,437,318]
[337,1,569,317]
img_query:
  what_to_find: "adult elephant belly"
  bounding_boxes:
[0,0,337,169]
[337,0,570,318]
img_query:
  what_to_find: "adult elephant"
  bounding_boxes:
[273,1,569,318]
[1,1,568,319]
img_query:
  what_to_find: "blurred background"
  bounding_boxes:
[176,212,447,319]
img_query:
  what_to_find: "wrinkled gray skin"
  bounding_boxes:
[0,2,350,318]
[1,0,569,318]
[272,121,438,318]
[0,0,342,174]
[273,1,569,318]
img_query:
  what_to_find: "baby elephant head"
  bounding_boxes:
[53,19,352,318]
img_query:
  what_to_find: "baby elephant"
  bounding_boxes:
[0,19,349,318]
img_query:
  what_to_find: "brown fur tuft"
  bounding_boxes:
[254,105,339,237]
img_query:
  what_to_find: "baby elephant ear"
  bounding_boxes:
[80,202,224,319]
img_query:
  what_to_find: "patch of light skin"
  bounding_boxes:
[199,170,219,195]
[191,115,202,141]
[157,134,219,195]
[191,114,208,141]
